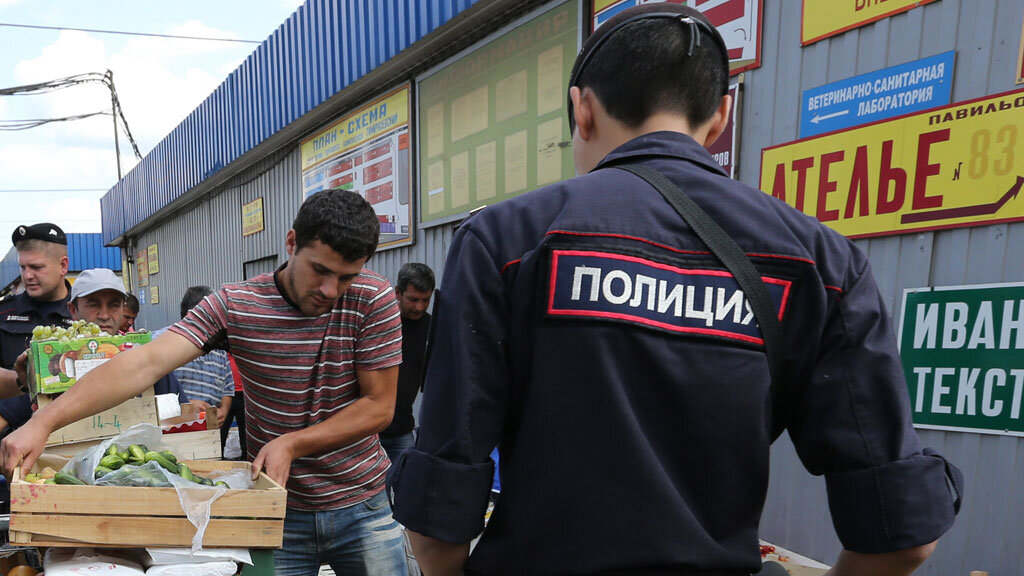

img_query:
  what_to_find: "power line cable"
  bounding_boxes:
[0,111,110,131]
[0,22,261,44]
[0,71,143,160]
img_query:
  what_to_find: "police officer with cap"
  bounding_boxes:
[0,223,72,405]
[392,5,961,575]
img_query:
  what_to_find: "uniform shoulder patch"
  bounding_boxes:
[546,249,791,346]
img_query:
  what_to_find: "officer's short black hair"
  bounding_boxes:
[180,285,214,319]
[292,189,380,262]
[125,294,140,314]
[397,263,435,294]
[573,7,728,130]
[14,239,68,257]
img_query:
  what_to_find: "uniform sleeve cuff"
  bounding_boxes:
[825,450,960,553]
[390,448,495,543]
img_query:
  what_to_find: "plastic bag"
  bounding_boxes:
[61,423,165,485]
[45,547,146,575]
[208,468,253,490]
[145,561,239,576]
[143,547,252,567]
[60,423,231,551]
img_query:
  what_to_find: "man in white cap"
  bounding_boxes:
[66,268,131,336]
[0,269,188,436]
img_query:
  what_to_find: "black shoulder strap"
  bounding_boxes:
[613,163,788,440]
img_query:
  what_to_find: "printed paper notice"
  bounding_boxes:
[495,70,528,123]
[537,45,564,116]
[427,161,445,215]
[536,117,562,186]
[427,103,444,159]
[451,151,470,209]
[504,130,528,194]
[476,141,497,200]
[451,85,489,142]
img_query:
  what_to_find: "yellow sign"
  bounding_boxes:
[136,249,148,288]
[802,0,939,45]
[760,89,1024,239]
[300,87,409,171]
[149,286,159,305]
[147,244,159,275]
[242,197,265,237]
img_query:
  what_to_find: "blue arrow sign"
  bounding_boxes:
[799,50,955,138]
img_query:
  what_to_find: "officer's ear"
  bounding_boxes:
[569,86,595,142]
[700,93,732,149]
[67,300,76,318]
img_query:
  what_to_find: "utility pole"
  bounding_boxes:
[108,70,123,180]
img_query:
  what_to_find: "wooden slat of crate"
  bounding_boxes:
[45,429,222,461]
[10,460,286,549]
[10,515,282,548]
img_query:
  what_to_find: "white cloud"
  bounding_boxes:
[0,143,117,185]
[37,197,101,232]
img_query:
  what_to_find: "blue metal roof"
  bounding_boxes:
[101,0,481,245]
[0,233,122,291]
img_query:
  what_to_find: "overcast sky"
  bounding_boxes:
[0,0,304,255]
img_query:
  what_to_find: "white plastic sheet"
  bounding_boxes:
[44,548,146,575]
[145,561,239,575]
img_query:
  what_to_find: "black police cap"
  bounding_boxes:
[12,222,67,246]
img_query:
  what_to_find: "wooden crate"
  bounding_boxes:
[9,459,285,548]
[38,388,160,447]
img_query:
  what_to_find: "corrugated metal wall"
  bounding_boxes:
[100,0,483,246]
[746,2,1024,575]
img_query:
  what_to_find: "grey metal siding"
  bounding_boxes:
[100,0,482,245]
[748,1,1024,575]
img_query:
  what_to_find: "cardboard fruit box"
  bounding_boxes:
[9,458,286,549]
[28,332,152,397]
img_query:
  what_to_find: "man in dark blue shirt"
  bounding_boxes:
[392,5,961,576]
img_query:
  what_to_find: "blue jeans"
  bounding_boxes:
[274,490,408,576]
[379,431,415,465]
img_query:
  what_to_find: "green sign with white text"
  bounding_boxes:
[899,283,1024,436]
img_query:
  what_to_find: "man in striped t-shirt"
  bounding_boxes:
[1,190,408,575]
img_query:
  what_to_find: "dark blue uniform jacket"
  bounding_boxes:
[390,132,961,576]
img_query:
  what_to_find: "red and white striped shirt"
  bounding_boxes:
[170,269,402,510]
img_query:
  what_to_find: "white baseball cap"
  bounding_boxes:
[71,268,127,301]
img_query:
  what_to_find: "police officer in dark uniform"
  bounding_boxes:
[0,223,73,417]
[391,6,961,576]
